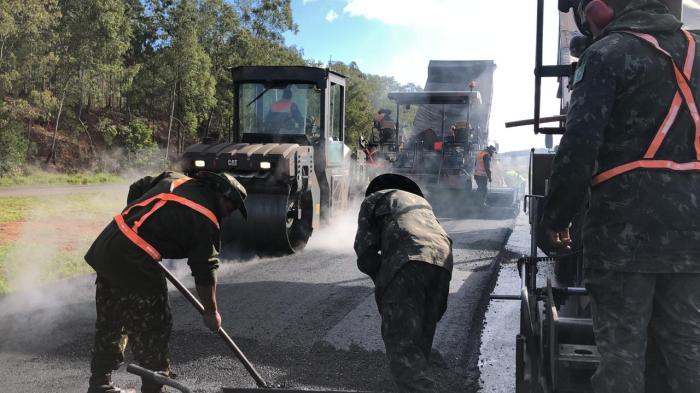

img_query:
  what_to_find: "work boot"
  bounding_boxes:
[87,373,137,393]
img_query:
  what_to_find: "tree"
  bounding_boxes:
[167,0,217,150]
[328,61,375,148]
[0,103,28,175]
[0,0,61,96]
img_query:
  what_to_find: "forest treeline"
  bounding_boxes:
[0,0,420,176]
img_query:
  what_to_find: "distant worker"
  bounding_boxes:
[266,87,304,132]
[543,1,700,392]
[375,109,397,144]
[374,108,394,128]
[355,174,453,393]
[474,145,496,206]
[84,171,247,393]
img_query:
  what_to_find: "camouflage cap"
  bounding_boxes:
[194,171,248,220]
[365,173,424,198]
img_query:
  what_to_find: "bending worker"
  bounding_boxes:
[474,145,497,206]
[354,174,453,393]
[84,171,247,393]
[543,1,700,392]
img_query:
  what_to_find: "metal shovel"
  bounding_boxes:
[158,262,371,393]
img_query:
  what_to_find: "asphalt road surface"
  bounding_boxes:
[0,203,515,393]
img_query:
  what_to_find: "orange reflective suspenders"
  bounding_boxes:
[271,99,292,113]
[114,177,220,261]
[591,30,700,186]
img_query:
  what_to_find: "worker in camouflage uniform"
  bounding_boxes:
[542,1,700,392]
[84,171,247,393]
[354,174,453,393]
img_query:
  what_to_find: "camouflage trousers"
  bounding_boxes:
[378,262,451,393]
[585,269,700,393]
[90,277,172,393]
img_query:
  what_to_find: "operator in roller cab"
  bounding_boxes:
[354,174,453,393]
[542,1,700,392]
[84,171,247,393]
[474,145,496,206]
[265,87,305,132]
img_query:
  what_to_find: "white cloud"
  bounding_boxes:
[326,10,339,23]
[302,0,318,5]
[343,0,472,26]
[686,0,700,10]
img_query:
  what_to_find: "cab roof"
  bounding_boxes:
[230,66,346,88]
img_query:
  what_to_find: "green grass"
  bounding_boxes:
[41,249,95,284]
[0,192,123,295]
[0,171,123,187]
[0,245,10,294]
[0,196,36,223]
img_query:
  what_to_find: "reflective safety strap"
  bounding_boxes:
[170,176,191,192]
[114,214,162,261]
[132,199,167,233]
[625,31,700,160]
[156,194,220,228]
[592,159,700,186]
[123,177,191,216]
[591,30,700,186]
[114,176,219,261]
[643,31,696,158]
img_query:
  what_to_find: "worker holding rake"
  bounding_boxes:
[84,171,247,393]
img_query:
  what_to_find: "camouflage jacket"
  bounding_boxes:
[354,189,453,300]
[85,172,221,292]
[542,3,700,273]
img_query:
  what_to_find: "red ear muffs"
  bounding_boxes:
[585,0,615,35]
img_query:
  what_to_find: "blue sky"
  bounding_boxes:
[283,0,566,152]
[281,1,700,152]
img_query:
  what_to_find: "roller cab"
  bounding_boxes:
[181,66,352,254]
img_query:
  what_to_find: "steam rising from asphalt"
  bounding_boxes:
[305,202,361,253]
[0,186,128,351]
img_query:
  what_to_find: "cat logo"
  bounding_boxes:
[227,159,238,167]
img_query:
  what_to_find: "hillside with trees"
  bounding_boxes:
[0,0,420,177]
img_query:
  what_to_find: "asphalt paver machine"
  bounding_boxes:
[181,66,353,254]
[496,0,684,392]
[385,90,519,214]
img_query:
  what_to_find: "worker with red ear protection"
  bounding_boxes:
[542,1,700,392]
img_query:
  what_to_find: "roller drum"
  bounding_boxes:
[222,189,313,255]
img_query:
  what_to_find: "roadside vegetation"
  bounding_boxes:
[0,0,421,178]
[0,0,423,294]
[0,169,122,187]
[0,193,123,295]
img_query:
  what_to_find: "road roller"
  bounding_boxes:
[180,66,353,254]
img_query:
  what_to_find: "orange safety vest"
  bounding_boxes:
[592,30,700,186]
[271,99,292,113]
[475,151,489,177]
[114,177,220,261]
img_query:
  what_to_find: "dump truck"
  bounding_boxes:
[498,1,684,392]
[180,66,353,254]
